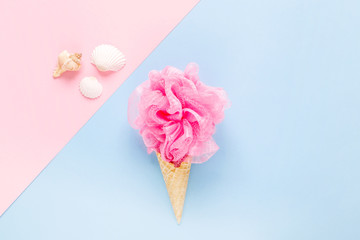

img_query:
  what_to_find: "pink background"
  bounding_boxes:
[0,0,199,216]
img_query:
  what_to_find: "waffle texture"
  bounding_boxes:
[156,152,191,224]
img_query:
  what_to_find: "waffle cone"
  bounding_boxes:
[156,152,191,224]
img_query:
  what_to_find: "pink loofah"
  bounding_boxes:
[128,63,230,167]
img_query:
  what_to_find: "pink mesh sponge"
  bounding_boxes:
[128,63,230,167]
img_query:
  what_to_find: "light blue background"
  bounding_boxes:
[1,0,360,239]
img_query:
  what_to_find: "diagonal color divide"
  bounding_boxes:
[0,0,199,216]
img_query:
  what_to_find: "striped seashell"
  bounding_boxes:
[79,76,103,99]
[90,44,126,72]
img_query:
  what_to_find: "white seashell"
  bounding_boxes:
[79,77,103,99]
[90,44,126,72]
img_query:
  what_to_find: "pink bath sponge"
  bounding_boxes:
[128,63,230,167]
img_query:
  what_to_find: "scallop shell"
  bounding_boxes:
[79,77,103,99]
[90,44,126,72]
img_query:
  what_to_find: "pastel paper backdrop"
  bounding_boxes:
[0,0,359,239]
[0,0,199,216]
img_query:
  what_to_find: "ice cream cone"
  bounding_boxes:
[156,152,191,224]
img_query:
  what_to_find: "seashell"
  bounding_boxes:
[90,44,126,72]
[53,50,82,78]
[79,77,103,99]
